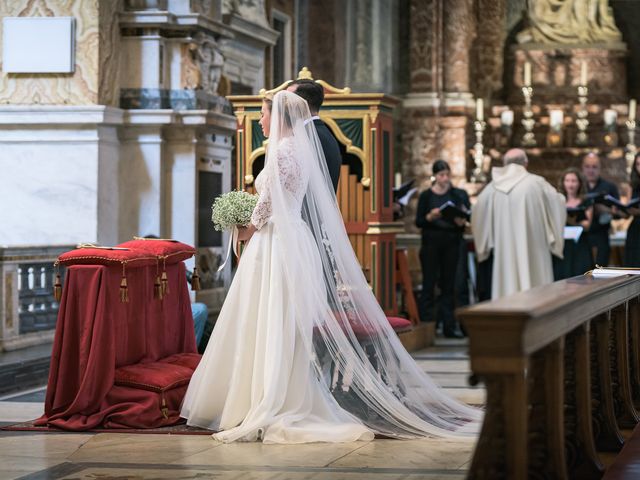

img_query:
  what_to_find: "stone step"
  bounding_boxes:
[0,343,51,395]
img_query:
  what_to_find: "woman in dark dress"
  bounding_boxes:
[624,153,640,266]
[415,160,469,338]
[554,168,594,279]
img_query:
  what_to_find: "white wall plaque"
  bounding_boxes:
[3,17,75,73]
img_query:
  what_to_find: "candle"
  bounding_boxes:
[550,109,564,129]
[394,172,402,188]
[500,109,514,127]
[630,99,637,122]
[476,98,484,121]
[604,109,617,126]
[524,62,531,87]
[580,61,588,86]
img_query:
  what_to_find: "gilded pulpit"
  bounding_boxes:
[228,68,402,314]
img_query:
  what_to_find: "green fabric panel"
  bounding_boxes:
[335,119,363,149]
[251,120,266,151]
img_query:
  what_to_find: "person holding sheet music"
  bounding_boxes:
[415,160,469,338]
[582,152,620,266]
[553,168,594,279]
[625,153,640,266]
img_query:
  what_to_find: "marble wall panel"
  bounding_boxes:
[0,135,100,245]
[0,0,100,105]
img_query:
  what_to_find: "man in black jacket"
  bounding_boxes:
[287,79,342,191]
[582,152,620,266]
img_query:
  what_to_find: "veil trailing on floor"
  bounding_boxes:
[258,90,482,438]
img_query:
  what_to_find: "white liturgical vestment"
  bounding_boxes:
[471,163,566,299]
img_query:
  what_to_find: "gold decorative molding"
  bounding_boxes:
[369,107,379,124]
[248,145,267,170]
[258,67,352,97]
[366,222,405,235]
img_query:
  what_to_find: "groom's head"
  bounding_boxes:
[286,79,324,115]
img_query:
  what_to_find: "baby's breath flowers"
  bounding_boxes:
[211,191,259,231]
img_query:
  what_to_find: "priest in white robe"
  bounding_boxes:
[471,149,566,299]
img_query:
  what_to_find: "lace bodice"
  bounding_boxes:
[251,138,308,229]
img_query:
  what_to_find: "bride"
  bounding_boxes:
[180,90,482,443]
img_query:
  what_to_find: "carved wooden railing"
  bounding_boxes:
[457,274,640,480]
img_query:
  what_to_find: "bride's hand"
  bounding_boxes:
[237,224,257,242]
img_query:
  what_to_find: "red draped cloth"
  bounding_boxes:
[36,262,197,430]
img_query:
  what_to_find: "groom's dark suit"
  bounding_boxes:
[314,119,342,192]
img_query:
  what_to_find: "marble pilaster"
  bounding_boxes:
[119,125,165,240]
[443,0,475,94]
[408,0,442,93]
[472,0,507,100]
[403,0,476,193]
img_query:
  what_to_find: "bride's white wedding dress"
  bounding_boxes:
[181,91,481,443]
[181,137,373,443]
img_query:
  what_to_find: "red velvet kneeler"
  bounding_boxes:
[35,262,198,431]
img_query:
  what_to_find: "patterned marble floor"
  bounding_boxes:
[0,339,484,480]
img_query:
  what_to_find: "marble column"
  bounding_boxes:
[473,0,507,100]
[408,0,443,93]
[402,0,476,191]
[402,0,443,191]
[443,0,474,95]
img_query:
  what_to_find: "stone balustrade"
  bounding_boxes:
[0,245,73,351]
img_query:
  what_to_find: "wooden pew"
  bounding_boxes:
[457,275,640,480]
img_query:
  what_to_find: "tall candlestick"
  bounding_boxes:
[524,62,531,87]
[630,99,637,122]
[580,61,588,86]
[476,98,484,122]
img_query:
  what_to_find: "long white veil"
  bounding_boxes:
[263,90,482,438]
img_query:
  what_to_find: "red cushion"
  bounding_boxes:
[329,312,413,338]
[114,361,194,392]
[387,316,412,333]
[158,353,201,371]
[117,239,196,264]
[57,247,157,268]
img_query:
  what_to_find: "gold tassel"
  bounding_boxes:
[191,266,201,291]
[154,275,163,300]
[120,264,129,303]
[161,258,169,296]
[53,264,62,302]
[161,396,169,419]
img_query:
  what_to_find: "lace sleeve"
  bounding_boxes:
[250,178,272,230]
[250,140,305,230]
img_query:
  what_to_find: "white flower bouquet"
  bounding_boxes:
[211,190,259,231]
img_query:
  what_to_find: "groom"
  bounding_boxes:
[286,79,342,191]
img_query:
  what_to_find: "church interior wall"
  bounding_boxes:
[0,0,100,105]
